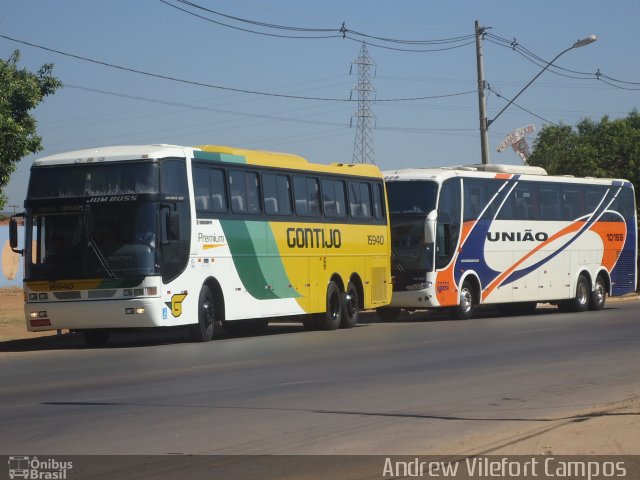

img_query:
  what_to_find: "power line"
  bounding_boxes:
[172,0,336,32]
[0,34,478,102]
[484,32,640,89]
[159,0,476,52]
[64,84,478,135]
[66,84,349,127]
[487,85,560,127]
[158,0,341,39]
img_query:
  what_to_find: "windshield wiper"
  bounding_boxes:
[88,236,117,279]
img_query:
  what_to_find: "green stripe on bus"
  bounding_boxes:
[220,220,300,300]
[193,151,246,164]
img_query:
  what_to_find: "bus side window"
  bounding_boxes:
[209,168,228,212]
[464,178,504,221]
[229,170,260,214]
[193,166,210,211]
[348,181,372,219]
[539,184,561,220]
[561,185,581,220]
[372,182,384,220]
[293,176,320,216]
[585,185,609,214]
[321,179,347,218]
[263,173,292,216]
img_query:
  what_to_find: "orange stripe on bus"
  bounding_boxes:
[482,221,585,301]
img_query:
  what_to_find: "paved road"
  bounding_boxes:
[1,302,639,455]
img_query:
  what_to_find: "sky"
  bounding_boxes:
[2,0,639,209]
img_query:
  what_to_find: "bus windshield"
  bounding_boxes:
[386,180,437,274]
[27,162,158,199]
[26,202,159,280]
[385,180,437,214]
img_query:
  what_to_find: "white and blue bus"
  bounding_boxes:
[378,163,637,320]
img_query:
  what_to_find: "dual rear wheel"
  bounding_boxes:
[305,280,360,331]
[558,273,607,313]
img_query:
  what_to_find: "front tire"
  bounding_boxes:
[190,285,216,342]
[452,280,476,320]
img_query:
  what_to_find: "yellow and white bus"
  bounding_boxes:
[379,163,637,320]
[10,144,391,345]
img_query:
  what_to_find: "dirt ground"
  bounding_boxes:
[0,288,55,341]
[0,287,638,455]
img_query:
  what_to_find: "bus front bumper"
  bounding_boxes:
[388,287,440,309]
[24,298,175,331]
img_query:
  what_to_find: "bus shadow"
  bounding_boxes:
[357,303,621,325]
[0,304,623,352]
[0,322,312,352]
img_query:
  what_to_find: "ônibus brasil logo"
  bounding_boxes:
[8,456,73,479]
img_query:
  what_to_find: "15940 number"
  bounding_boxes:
[367,235,385,245]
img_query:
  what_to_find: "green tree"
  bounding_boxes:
[0,50,62,209]
[528,110,640,207]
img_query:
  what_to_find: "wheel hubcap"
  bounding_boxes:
[345,293,356,317]
[330,294,340,320]
[460,289,472,313]
[594,282,605,304]
[202,300,214,327]
[578,283,588,305]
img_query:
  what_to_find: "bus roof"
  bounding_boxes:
[32,144,383,178]
[196,144,383,178]
[32,144,190,166]
[384,163,630,185]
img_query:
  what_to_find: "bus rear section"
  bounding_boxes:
[379,164,637,321]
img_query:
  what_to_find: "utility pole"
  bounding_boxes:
[351,43,376,164]
[475,20,491,165]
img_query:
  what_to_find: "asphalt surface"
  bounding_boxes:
[1,302,639,456]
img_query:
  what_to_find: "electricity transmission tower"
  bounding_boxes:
[351,43,376,164]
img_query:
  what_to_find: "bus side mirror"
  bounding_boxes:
[424,210,437,244]
[9,214,24,256]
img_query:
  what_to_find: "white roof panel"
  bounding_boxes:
[33,144,191,166]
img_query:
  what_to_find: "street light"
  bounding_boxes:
[479,33,597,164]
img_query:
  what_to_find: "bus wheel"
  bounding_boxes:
[589,274,607,311]
[190,285,216,342]
[566,274,590,313]
[452,281,475,320]
[316,281,342,330]
[83,329,109,347]
[376,307,401,322]
[340,281,359,329]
